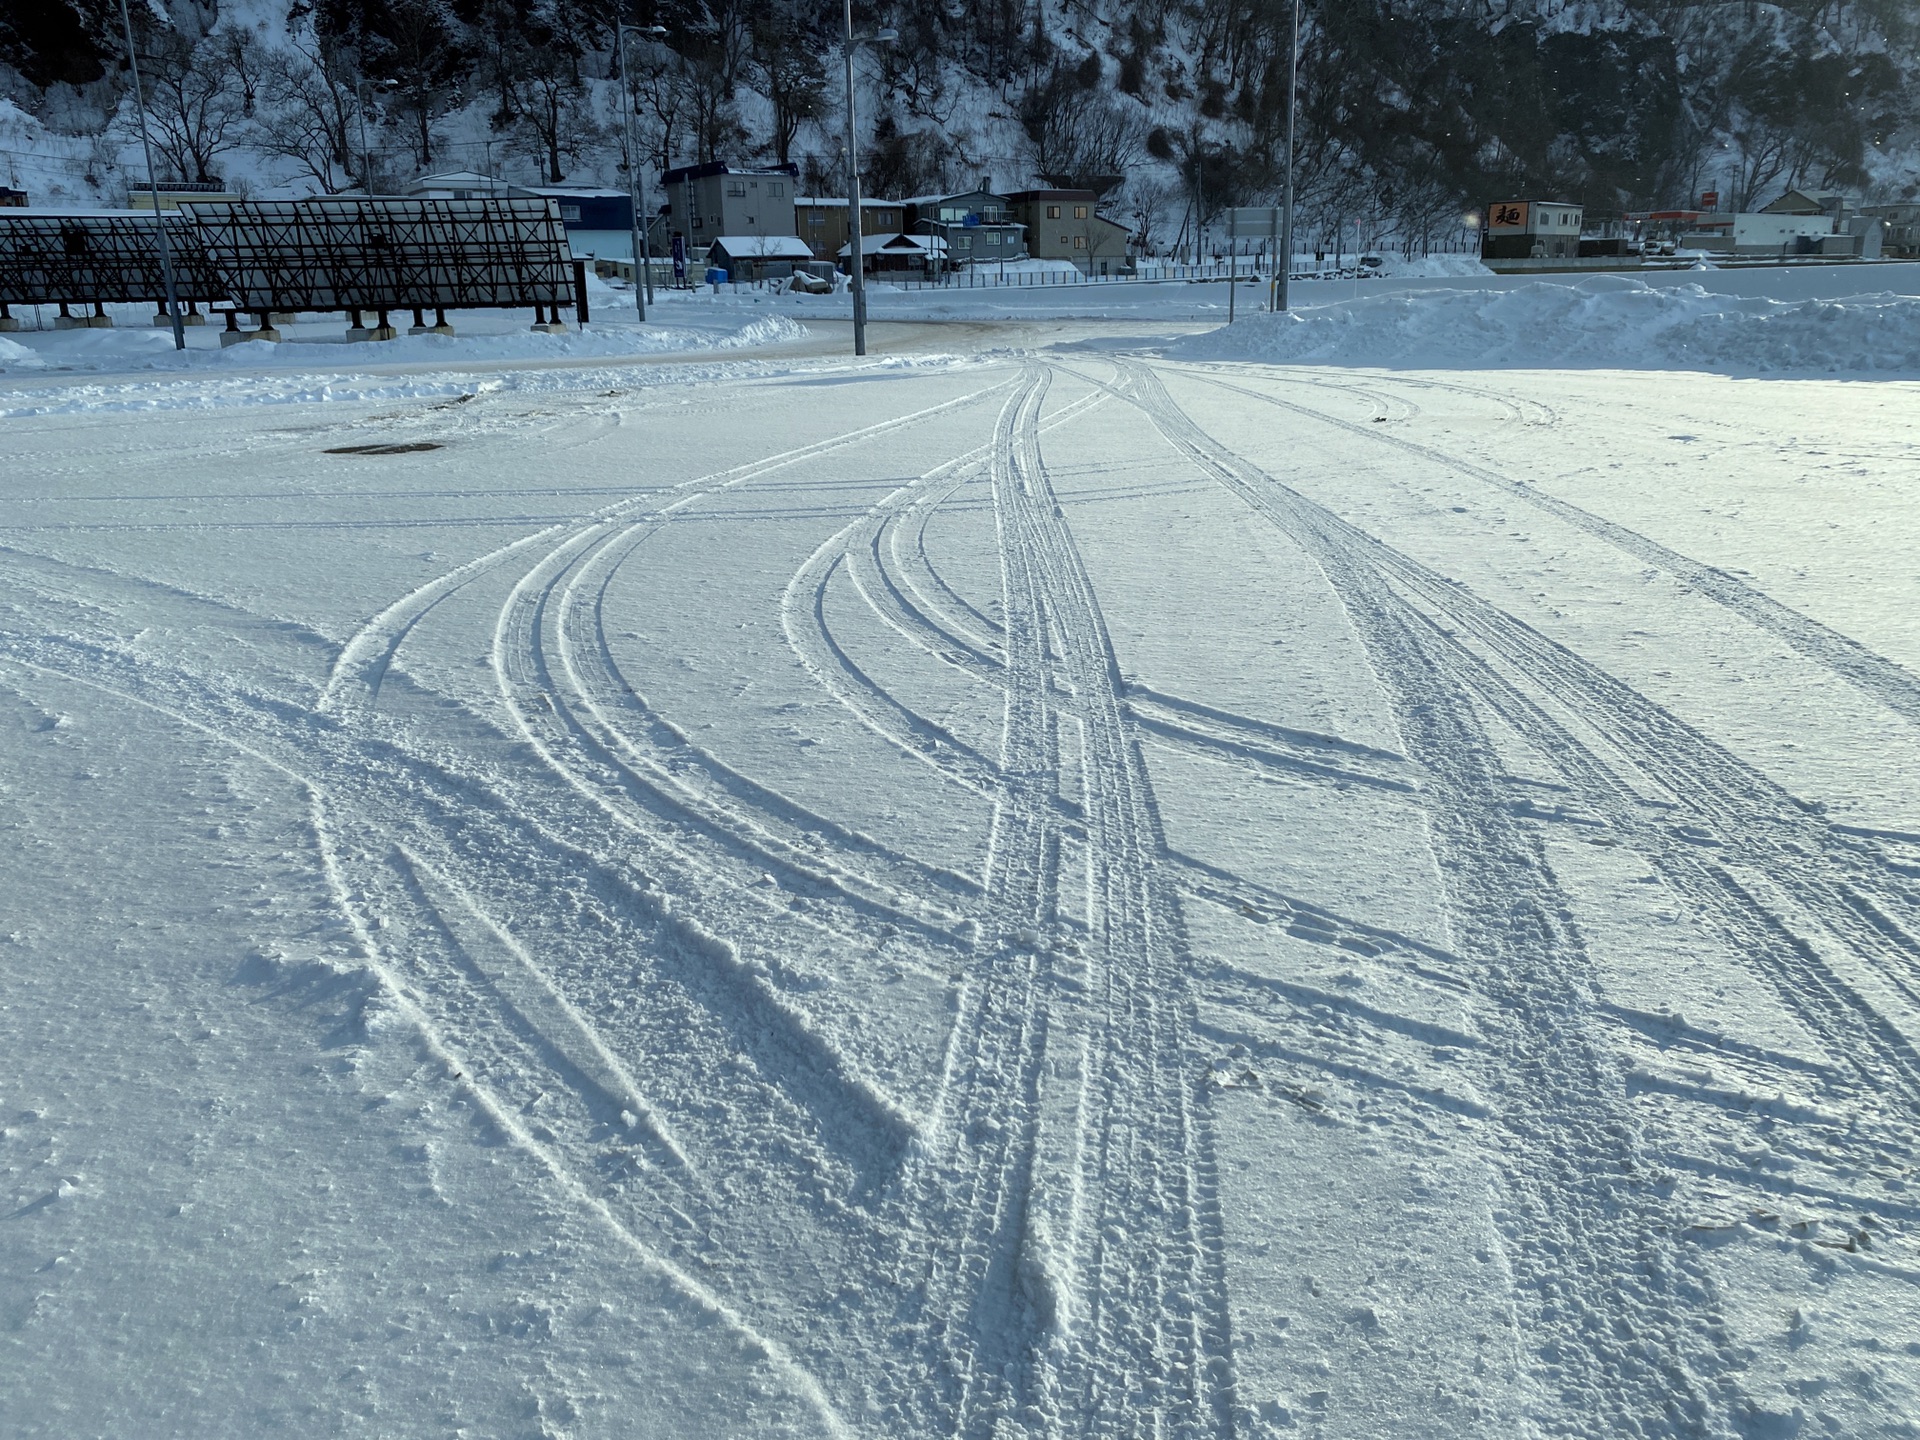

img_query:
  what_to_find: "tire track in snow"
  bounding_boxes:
[1177,365,1920,730]
[0,652,853,1438]
[892,365,1235,1438]
[322,378,1013,716]
[1131,361,1920,1105]
[1108,357,1737,1438]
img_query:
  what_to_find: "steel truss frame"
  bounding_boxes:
[0,214,223,308]
[182,198,575,314]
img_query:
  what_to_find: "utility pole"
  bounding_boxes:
[117,0,184,350]
[1278,0,1301,313]
[841,1,896,357]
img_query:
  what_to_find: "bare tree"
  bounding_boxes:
[373,0,463,168]
[748,6,828,167]
[1018,65,1146,189]
[217,26,265,118]
[251,33,364,193]
[126,24,245,182]
[629,39,690,173]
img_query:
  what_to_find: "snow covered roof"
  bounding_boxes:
[836,233,947,258]
[408,171,509,193]
[707,235,815,259]
[793,197,902,208]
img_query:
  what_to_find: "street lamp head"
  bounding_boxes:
[642,24,667,35]
[875,27,898,42]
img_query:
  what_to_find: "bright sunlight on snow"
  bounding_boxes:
[5,271,1920,1439]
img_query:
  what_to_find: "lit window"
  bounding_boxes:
[1047,205,1060,219]
[1073,235,1086,248]
[1074,205,1087,219]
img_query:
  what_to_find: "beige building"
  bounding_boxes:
[794,197,905,263]
[660,163,798,247]
[1004,189,1132,273]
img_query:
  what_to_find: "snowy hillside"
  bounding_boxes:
[3,0,1917,249]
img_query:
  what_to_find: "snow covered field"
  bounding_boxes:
[4,273,1920,1438]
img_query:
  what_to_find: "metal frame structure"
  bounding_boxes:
[0,213,223,314]
[182,198,579,320]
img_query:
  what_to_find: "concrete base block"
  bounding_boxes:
[530,321,567,334]
[0,317,19,332]
[219,326,281,346]
[348,324,400,341]
[54,315,88,330]
[154,313,208,328]
[84,315,114,328]
[268,312,300,327]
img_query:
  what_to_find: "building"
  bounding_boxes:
[1759,189,1852,220]
[1003,189,1131,274]
[406,172,652,259]
[795,197,904,262]
[902,186,1026,269]
[1482,199,1583,259]
[838,232,947,275]
[127,180,239,211]
[660,163,798,247]
[706,234,815,282]
[0,187,27,208]
[519,186,636,259]
[1861,203,1920,258]
[406,170,514,200]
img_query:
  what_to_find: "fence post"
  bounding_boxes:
[573,258,589,324]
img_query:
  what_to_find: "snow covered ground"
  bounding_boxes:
[4,270,1920,1438]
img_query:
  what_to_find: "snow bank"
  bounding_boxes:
[0,311,809,376]
[1375,253,1491,279]
[0,336,47,371]
[1172,275,1920,375]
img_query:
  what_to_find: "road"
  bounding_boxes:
[3,337,1919,1438]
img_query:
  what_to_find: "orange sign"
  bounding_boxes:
[1488,201,1529,230]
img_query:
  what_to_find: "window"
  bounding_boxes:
[767,182,784,197]
[1059,234,1070,244]
[1073,235,1086,248]
[559,204,581,222]
[1046,204,1060,219]
[725,181,747,197]
[1074,205,1088,219]
[808,212,823,228]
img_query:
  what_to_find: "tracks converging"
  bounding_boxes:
[5,351,1919,1438]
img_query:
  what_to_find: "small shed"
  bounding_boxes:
[706,234,815,281]
[1482,199,1584,260]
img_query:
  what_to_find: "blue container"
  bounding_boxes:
[705,267,728,287]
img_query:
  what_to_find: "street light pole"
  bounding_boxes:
[1277,0,1301,313]
[840,3,895,357]
[615,16,646,320]
[116,0,183,350]
[615,14,668,318]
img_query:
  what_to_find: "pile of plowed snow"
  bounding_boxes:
[1173,274,1920,375]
